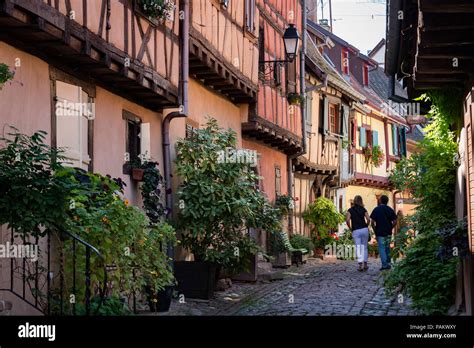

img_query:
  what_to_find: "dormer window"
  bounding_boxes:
[341,48,349,75]
[363,64,369,86]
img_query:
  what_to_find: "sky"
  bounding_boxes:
[315,0,386,54]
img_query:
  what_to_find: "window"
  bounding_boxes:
[54,80,94,171]
[123,110,151,173]
[329,104,339,134]
[341,48,349,75]
[362,64,369,86]
[245,0,256,33]
[339,195,343,214]
[275,166,281,197]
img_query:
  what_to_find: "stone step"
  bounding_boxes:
[257,261,285,281]
[0,300,13,316]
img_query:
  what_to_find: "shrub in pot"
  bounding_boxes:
[303,197,344,256]
[174,119,281,298]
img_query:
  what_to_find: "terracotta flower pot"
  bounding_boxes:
[132,168,145,181]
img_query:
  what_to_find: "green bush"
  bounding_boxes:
[387,92,463,314]
[383,228,459,315]
[289,234,314,251]
[175,119,280,272]
[303,197,344,249]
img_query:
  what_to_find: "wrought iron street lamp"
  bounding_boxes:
[259,24,300,83]
[282,24,300,61]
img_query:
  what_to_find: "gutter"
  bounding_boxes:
[162,0,189,263]
[288,0,307,234]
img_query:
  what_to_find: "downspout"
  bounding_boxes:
[288,0,307,234]
[162,0,189,263]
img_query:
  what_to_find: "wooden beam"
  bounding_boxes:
[420,0,474,13]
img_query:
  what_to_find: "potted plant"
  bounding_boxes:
[303,197,344,258]
[175,119,280,299]
[287,92,305,106]
[289,234,314,264]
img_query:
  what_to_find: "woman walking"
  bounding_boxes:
[346,195,371,272]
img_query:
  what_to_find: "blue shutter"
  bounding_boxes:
[391,124,398,155]
[372,130,379,146]
[359,127,366,147]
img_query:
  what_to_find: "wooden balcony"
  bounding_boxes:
[189,28,257,104]
[0,0,179,109]
[242,114,303,156]
[349,172,391,189]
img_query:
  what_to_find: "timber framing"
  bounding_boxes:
[189,27,257,104]
[386,0,474,96]
[349,172,391,189]
[0,0,178,110]
[293,156,337,176]
[242,115,303,156]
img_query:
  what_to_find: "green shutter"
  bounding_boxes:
[372,130,379,146]
[400,126,407,157]
[391,124,398,155]
[359,127,366,147]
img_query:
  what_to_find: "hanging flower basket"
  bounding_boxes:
[363,145,385,168]
[287,92,305,106]
[137,0,175,23]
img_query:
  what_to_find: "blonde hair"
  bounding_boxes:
[353,195,364,207]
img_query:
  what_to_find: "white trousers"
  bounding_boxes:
[352,227,369,263]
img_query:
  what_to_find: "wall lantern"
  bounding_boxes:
[283,24,300,62]
[259,24,300,82]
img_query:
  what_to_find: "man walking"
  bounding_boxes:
[370,195,397,270]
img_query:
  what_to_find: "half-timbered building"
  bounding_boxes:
[0,0,182,314]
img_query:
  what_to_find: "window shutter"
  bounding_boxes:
[306,91,313,130]
[359,127,366,147]
[342,104,349,136]
[140,123,151,161]
[372,130,379,146]
[323,96,329,135]
[391,124,399,155]
[400,126,407,157]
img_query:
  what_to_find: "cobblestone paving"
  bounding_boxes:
[152,258,417,316]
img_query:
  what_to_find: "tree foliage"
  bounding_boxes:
[386,93,462,314]
[175,119,281,271]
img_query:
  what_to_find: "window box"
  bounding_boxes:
[132,167,145,181]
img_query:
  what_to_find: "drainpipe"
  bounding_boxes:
[288,0,307,235]
[162,0,189,263]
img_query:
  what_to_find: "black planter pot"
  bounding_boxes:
[146,285,173,312]
[174,261,217,300]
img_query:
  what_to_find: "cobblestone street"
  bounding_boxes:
[158,258,417,316]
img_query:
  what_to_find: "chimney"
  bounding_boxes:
[319,19,331,32]
[307,0,318,23]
